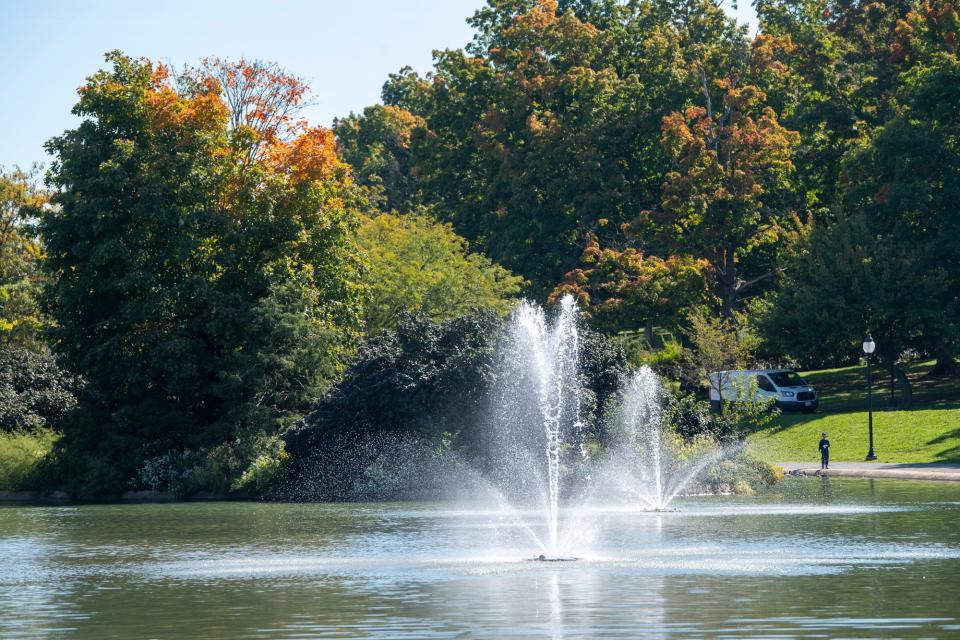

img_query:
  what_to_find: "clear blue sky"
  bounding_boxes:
[0,1,755,170]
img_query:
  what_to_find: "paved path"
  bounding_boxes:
[780,461,960,482]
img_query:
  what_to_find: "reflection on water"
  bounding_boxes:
[1,478,959,639]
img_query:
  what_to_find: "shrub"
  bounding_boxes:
[231,440,289,493]
[642,334,685,381]
[137,449,230,498]
[0,347,82,432]
[0,428,57,490]
[702,452,782,495]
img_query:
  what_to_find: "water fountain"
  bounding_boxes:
[477,297,728,560]
[487,296,585,560]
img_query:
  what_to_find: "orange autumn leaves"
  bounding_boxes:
[139,57,343,188]
[550,239,708,333]
[144,65,228,148]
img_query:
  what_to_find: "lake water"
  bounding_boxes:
[2,478,959,639]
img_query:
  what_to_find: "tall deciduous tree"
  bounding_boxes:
[759,0,960,380]
[42,52,363,496]
[639,36,801,317]
[333,105,426,213]
[357,212,525,335]
[389,0,746,295]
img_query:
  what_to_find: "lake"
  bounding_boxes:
[2,478,959,638]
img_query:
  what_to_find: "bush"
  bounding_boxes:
[0,347,82,432]
[137,449,230,498]
[702,452,783,495]
[0,428,57,490]
[231,439,289,493]
[642,334,685,381]
[665,390,778,444]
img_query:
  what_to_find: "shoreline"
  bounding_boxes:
[779,461,960,482]
[5,462,960,505]
[0,490,241,505]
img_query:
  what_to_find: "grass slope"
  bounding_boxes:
[747,360,960,464]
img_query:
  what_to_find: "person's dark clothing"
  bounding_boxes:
[819,438,830,469]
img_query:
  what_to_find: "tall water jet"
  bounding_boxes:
[489,296,583,556]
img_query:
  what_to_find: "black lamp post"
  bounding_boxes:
[863,335,877,461]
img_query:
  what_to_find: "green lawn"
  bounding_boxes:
[746,360,960,464]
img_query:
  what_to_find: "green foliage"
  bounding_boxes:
[644,38,802,316]
[333,105,425,212]
[356,212,525,334]
[665,389,777,444]
[658,427,782,494]
[285,311,504,459]
[0,428,57,491]
[0,167,49,349]
[231,441,288,493]
[389,0,752,294]
[702,452,784,495]
[137,449,230,497]
[756,0,960,373]
[762,212,944,375]
[682,308,759,392]
[755,0,912,211]
[0,347,82,432]
[642,334,685,381]
[41,52,363,497]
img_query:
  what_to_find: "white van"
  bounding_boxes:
[708,369,818,413]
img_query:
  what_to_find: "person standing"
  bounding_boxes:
[819,432,830,469]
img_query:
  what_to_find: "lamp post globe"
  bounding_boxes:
[863,334,877,460]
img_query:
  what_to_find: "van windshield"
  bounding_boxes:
[768,371,807,387]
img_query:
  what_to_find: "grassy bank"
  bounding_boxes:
[0,429,57,491]
[747,360,960,464]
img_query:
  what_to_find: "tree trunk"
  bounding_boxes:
[929,341,958,377]
[894,366,913,409]
[719,248,737,319]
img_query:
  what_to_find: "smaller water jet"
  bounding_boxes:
[600,366,727,511]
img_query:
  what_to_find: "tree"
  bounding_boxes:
[682,308,760,405]
[333,105,426,212]
[756,0,915,211]
[549,237,709,337]
[42,52,363,497]
[638,36,801,317]
[389,0,747,295]
[762,213,944,403]
[841,120,959,375]
[758,0,960,380]
[286,312,504,457]
[0,167,49,349]
[357,212,524,334]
